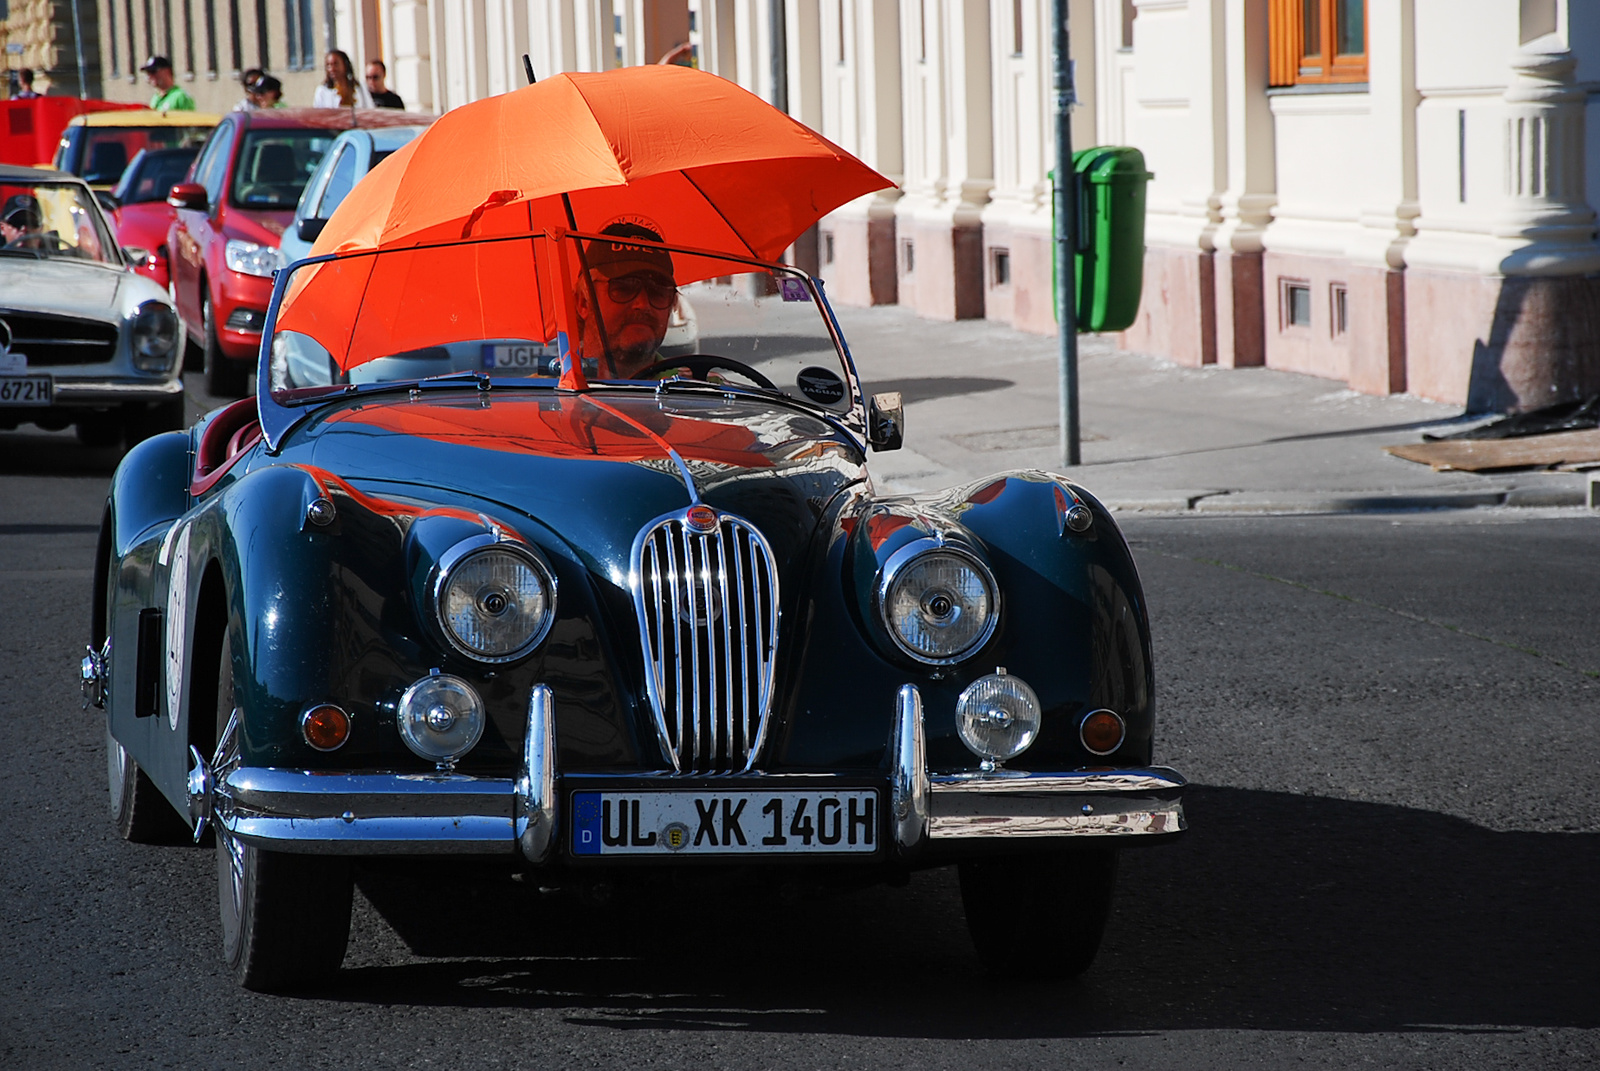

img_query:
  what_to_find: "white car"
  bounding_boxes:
[0,165,183,447]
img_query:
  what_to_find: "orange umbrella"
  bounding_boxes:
[310,65,891,261]
[276,65,891,376]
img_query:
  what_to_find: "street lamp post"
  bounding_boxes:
[1053,0,1080,467]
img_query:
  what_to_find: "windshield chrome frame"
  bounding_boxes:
[0,176,127,270]
[255,230,870,454]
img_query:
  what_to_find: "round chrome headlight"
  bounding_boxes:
[430,537,556,663]
[397,674,485,764]
[878,542,999,664]
[955,672,1041,764]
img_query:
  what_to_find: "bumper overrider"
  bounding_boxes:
[189,684,1186,859]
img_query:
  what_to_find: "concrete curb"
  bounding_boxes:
[1102,484,1588,514]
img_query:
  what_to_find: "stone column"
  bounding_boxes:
[894,0,992,321]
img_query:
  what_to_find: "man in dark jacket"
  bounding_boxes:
[365,61,404,109]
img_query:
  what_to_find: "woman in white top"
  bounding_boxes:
[312,50,373,108]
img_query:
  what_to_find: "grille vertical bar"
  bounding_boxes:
[631,509,779,773]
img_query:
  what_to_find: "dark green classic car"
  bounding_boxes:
[85,230,1185,991]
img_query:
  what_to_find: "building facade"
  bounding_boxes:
[86,1,1600,410]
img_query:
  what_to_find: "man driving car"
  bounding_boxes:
[573,221,679,379]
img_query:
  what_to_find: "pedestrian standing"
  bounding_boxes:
[364,60,405,109]
[142,56,195,111]
[13,69,40,99]
[248,74,286,108]
[231,67,263,111]
[312,50,372,108]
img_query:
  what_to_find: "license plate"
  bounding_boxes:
[481,343,557,373]
[570,790,879,856]
[0,375,51,406]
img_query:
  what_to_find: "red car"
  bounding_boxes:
[107,146,200,289]
[167,108,427,397]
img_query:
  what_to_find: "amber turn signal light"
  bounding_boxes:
[1079,709,1125,756]
[301,704,351,751]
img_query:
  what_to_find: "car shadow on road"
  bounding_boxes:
[325,786,1599,1037]
[0,429,125,475]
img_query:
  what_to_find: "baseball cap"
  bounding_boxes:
[583,222,673,281]
[248,74,282,96]
[140,55,173,73]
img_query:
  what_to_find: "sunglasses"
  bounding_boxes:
[603,274,677,310]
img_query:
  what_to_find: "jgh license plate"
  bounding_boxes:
[571,790,878,856]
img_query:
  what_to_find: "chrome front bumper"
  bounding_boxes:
[200,683,1184,859]
[50,379,184,404]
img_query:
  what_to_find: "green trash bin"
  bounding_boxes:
[1052,146,1154,333]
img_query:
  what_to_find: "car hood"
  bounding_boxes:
[301,389,868,576]
[0,259,133,320]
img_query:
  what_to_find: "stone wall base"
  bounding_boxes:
[1406,269,1600,410]
[982,225,1058,335]
[818,211,898,308]
[898,216,985,321]
[1120,245,1215,367]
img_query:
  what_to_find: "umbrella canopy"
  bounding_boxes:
[309,64,892,262]
[275,65,892,376]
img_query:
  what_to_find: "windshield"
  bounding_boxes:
[112,147,200,204]
[69,125,211,185]
[268,231,857,417]
[0,181,119,264]
[230,130,338,209]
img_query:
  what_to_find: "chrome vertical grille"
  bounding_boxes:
[631,509,779,773]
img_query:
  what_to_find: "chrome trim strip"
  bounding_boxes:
[223,767,516,818]
[515,683,558,863]
[49,380,185,400]
[225,814,517,854]
[927,766,1186,840]
[890,684,929,851]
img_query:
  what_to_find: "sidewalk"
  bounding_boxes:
[833,302,1590,513]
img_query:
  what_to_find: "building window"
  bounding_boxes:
[255,0,269,69]
[1011,0,1023,55]
[108,1,119,76]
[991,248,1011,288]
[1281,279,1312,329]
[126,0,139,81]
[1330,283,1348,337]
[228,0,241,73]
[284,0,313,69]
[1120,0,1136,50]
[203,0,216,74]
[824,232,835,265]
[1269,0,1366,87]
[902,240,915,275]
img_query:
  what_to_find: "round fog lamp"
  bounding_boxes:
[398,674,485,766]
[301,703,351,751]
[1079,709,1126,756]
[955,672,1041,766]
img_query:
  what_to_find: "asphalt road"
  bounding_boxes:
[2,400,1597,1070]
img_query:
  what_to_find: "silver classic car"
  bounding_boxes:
[0,165,183,448]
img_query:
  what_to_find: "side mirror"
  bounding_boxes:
[96,191,121,213]
[296,217,327,243]
[121,246,151,268]
[167,182,208,211]
[868,391,904,452]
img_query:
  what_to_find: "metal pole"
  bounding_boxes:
[69,0,88,98]
[1053,0,1080,466]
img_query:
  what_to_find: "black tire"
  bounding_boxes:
[125,394,187,446]
[201,291,250,398]
[108,728,192,844]
[209,625,352,991]
[958,849,1119,980]
[75,413,124,449]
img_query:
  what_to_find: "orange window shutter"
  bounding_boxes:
[1268,0,1301,87]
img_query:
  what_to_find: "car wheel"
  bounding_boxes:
[202,292,250,398]
[210,628,352,992]
[108,727,191,844]
[958,849,1119,980]
[75,413,125,449]
[124,395,187,446]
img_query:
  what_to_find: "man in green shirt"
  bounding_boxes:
[141,56,195,111]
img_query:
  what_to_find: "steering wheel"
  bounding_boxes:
[649,355,777,391]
